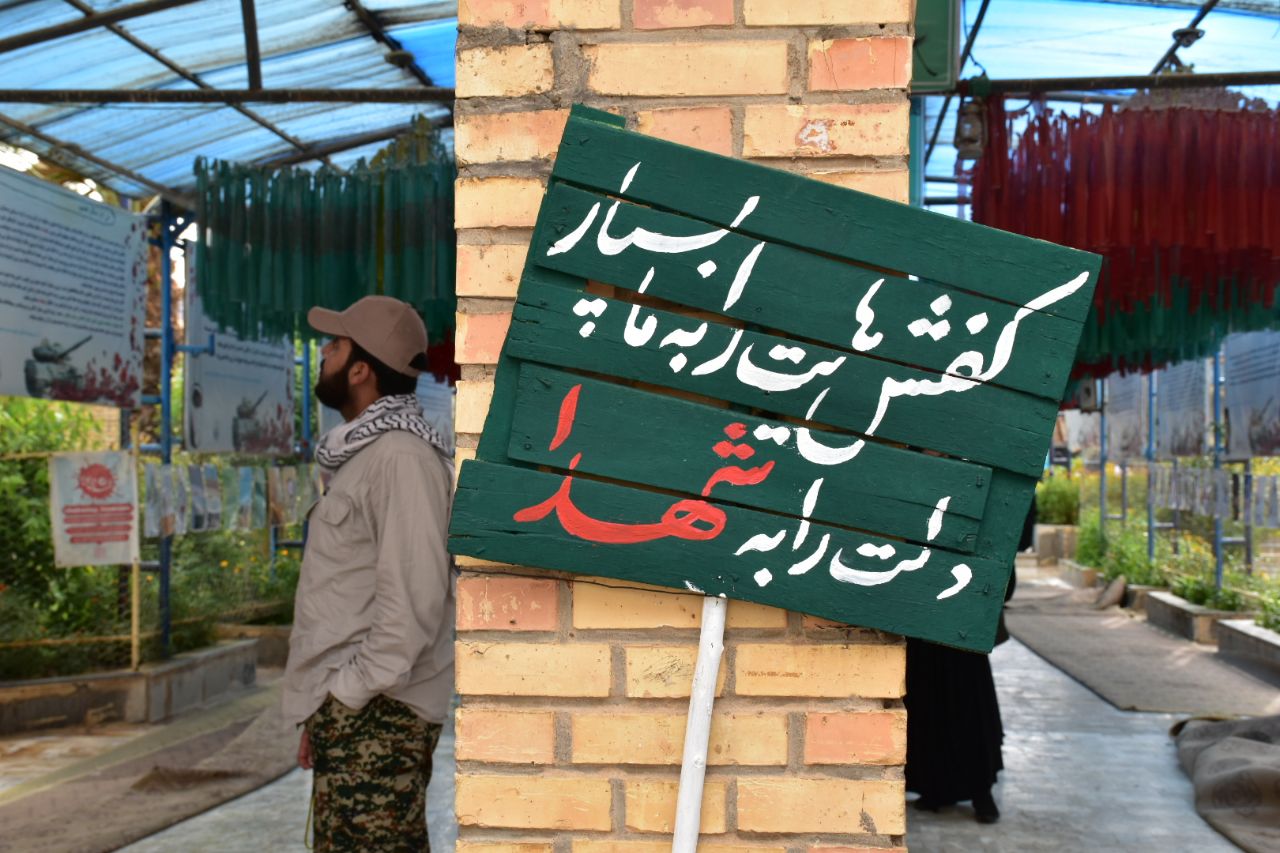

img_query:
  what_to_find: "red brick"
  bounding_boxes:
[809,37,912,91]
[455,311,512,365]
[804,711,906,765]
[457,576,559,631]
[636,107,732,156]
[633,0,732,29]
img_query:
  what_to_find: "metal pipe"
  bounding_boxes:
[962,69,1280,96]
[924,0,992,165]
[0,88,455,104]
[1099,378,1108,540]
[239,0,263,91]
[159,204,175,657]
[1243,459,1253,574]
[302,341,314,462]
[0,112,191,207]
[254,118,453,167]
[1151,0,1220,75]
[54,0,327,165]
[345,0,438,90]
[1212,349,1224,591]
[1147,372,1157,561]
[0,0,204,54]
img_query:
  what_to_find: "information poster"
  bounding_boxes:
[49,451,139,567]
[0,167,145,407]
[1062,409,1101,461]
[1157,359,1209,459]
[1104,371,1147,462]
[1223,331,1280,459]
[184,253,295,455]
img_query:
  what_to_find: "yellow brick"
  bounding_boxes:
[573,583,786,630]
[624,778,727,833]
[624,645,726,698]
[734,643,905,698]
[457,774,612,830]
[742,103,909,158]
[457,641,612,697]
[455,177,545,229]
[455,709,556,763]
[460,0,621,29]
[743,0,912,26]
[805,169,910,203]
[456,844,554,853]
[457,44,554,98]
[572,711,787,765]
[455,380,494,434]
[455,110,570,165]
[584,41,788,96]
[573,844,784,853]
[454,446,476,490]
[457,242,528,299]
[737,777,905,835]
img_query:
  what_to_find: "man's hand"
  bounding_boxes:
[298,729,313,769]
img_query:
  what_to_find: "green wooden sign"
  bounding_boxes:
[448,105,1101,652]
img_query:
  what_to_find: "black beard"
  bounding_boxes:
[314,355,352,411]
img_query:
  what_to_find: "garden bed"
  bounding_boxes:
[1059,559,1101,589]
[0,639,258,735]
[1033,523,1079,564]
[1215,619,1280,678]
[1144,591,1251,645]
[1123,584,1166,612]
[216,623,291,668]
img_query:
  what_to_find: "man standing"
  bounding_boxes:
[282,295,455,852]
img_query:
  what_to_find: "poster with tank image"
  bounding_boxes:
[1156,359,1210,459]
[1223,331,1280,460]
[144,464,161,538]
[0,168,145,408]
[183,252,295,455]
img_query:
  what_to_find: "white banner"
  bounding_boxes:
[183,252,295,455]
[1223,331,1280,460]
[1104,371,1147,462]
[0,168,146,407]
[1156,359,1210,459]
[49,451,139,567]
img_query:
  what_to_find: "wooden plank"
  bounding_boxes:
[532,182,1084,402]
[550,108,1101,324]
[506,272,1058,478]
[508,363,991,553]
[451,459,1009,652]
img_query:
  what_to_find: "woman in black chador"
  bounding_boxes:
[904,507,1031,824]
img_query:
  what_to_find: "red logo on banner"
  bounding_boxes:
[77,463,116,500]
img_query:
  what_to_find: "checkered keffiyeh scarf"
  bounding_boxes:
[315,394,451,474]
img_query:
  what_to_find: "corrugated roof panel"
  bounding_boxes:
[390,19,458,86]
[360,0,457,24]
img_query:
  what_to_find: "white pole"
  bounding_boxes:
[672,595,727,853]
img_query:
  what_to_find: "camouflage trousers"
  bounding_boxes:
[307,694,443,853]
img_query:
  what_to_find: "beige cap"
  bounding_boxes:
[308,296,429,377]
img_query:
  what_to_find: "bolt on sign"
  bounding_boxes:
[449,106,1101,652]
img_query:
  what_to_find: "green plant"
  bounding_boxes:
[1170,572,1246,611]
[1036,469,1080,524]
[1075,509,1105,568]
[1258,591,1280,633]
[1099,523,1166,586]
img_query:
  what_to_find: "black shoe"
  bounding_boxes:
[972,790,1000,824]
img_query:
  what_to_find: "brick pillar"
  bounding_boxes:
[454,2,914,850]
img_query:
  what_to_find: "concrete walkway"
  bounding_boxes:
[117,636,1237,853]
[907,637,1238,852]
[118,713,457,853]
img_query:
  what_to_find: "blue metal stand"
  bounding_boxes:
[158,201,175,656]
[1146,372,1157,561]
[1098,378,1108,538]
[1212,349,1224,591]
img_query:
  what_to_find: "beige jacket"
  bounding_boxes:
[282,431,455,727]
